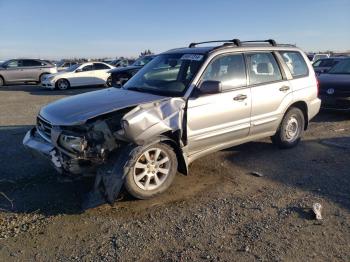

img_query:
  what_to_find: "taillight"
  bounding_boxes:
[316,77,319,97]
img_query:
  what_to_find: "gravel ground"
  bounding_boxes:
[0,85,349,261]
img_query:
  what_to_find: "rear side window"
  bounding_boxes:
[94,63,110,70]
[23,60,42,67]
[280,51,308,77]
[202,53,246,91]
[246,52,282,85]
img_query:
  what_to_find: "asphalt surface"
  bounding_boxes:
[0,84,349,261]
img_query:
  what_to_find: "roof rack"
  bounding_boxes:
[188,38,278,48]
[241,39,277,46]
[189,39,242,48]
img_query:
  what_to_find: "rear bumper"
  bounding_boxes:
[319,95,350,111]
[308,98,322,120]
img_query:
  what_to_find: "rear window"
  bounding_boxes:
[280,51,308,77]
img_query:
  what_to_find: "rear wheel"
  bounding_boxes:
[272,107,305,149]
[39,73,49,83]
[56,79,70,90]
[124,143,178,199]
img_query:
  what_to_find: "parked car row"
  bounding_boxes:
[0,55,155,89]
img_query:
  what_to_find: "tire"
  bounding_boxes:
[55,78,70,90]
[39,73,49,83]
[106,76,112,87]
[0,76,4,87]
[124,143,178,199]
[272,107,305,149]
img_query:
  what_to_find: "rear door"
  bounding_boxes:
[247,52,293,135]
[22,59,44,81]
[187,53,251,154]
[93,63,111,84]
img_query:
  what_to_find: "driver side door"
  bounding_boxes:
[70,64,94,86]
[186,53,251,155]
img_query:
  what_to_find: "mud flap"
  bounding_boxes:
[81,146,133,210]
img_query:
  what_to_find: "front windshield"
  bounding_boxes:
[132,56,154,66]
[65,64,81,72]
[328,59,350,74]
[123,53,205,96]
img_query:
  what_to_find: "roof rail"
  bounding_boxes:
[189,39,241,48]
[241,39,277,46]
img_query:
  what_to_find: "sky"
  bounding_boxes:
[0,0,349,60]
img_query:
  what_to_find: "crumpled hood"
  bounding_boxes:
[39,88,166,125]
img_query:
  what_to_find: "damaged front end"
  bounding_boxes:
[23,96,186,209]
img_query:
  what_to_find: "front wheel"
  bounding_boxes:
[55,79,70,90]
[271,107,305,149]
[124,143,178,199]
[0,77,4,87]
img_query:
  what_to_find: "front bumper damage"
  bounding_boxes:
[23,97,187,209]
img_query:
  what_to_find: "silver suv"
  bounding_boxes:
[0,59,57,86]
[23,39,321,206]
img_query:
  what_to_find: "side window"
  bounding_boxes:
[93,63,110,70]
[246,52,282,85]
[82,65,93,71]
[23,60,42,67]
[6,60,21,68]
[202,53,246,91]
[279,51,308,77]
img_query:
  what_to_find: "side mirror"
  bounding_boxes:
[199,80,222,94]
[75,69,82,73]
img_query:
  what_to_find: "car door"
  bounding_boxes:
[1,60,26,82]
[22,59,44,81]
[70,64,94,86]
[247,52,293,136]
[187,53,251,154]
[93,63,111,84]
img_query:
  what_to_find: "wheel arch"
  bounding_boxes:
[55,78,71,89]
[284,101,309,130]
[0,74,5,85]
[144,132,188,176]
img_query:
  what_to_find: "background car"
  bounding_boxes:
[56,60,78,72]
[108,55,156,86]
[0,59,57,86]
[318,58,350,110]
[307,53,330,63]
[106,58,135,67]
[41,62,113,90]
[313,57,345,75]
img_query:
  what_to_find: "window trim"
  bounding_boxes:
[278,50,309,79]
[197,52,248,93]
[244,51,286,87]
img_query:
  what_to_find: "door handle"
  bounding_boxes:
[279,86,290,92]
[233,94,247,101]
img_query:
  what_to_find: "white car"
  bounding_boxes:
[41,62,114,90]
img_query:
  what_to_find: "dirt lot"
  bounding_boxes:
[0,85,349,261]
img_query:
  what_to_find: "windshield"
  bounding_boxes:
[123,53,205,96]
[65,64,81,72]
[132,56,154,66]
[328,59,350,74]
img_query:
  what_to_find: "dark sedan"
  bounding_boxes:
[318,58,350,110]
[313,57,346,75]
[107,55,156,87]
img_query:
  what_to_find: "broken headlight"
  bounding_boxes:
[59,134,85,153]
